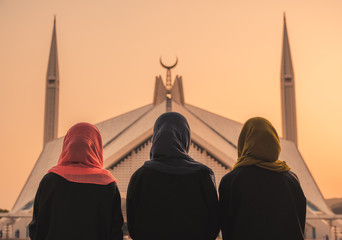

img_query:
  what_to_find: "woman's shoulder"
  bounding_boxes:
[219,166,278,187]
[220,167,302,187]
[35,172,67,192]
[283,170,303,190]
[41,172,65,184]
[131,166,147,177]
[286,171,300,182]
[41,172,117,189]
[128,166,149,185]
[219,166,251,182]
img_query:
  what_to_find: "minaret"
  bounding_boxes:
[281,14,298,146]
[43,17,59,146]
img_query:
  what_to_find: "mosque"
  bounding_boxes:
[0,16,341,240]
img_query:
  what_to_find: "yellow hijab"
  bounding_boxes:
[233,117,290,172]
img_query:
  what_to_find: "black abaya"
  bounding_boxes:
[29,172,123,240]
[219,166,306,240]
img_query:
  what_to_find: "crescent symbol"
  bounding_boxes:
[160,56,178,70]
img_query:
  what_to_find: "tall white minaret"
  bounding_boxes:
[281,14,297,146]
[43,17,59,146]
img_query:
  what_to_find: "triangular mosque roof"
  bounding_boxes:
[12,100,333,216]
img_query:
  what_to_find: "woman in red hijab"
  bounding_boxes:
[29,122,123,240]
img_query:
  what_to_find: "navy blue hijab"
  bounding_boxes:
[143,112,215,180]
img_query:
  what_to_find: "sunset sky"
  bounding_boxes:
[1,0,342,210]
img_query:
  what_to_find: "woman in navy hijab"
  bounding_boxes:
[127,112,219,240]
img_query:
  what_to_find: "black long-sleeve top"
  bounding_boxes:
[219,166,306,240]
[29,172,123,240]
[127,167,220,240]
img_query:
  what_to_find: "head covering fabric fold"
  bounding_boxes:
[233,117,290,172]
[143,112,214,179]
[48,122,117,185]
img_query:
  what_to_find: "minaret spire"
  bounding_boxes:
[43,16,60,146]
[281,13,298,145]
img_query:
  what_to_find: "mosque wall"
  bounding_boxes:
[306,219,331,240]
[0,217,30,239]
[11,218,30,239]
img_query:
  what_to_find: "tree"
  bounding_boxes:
[0,208,9,219]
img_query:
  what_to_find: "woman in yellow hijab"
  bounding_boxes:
[234,117,290,172]
[219,117,306,240]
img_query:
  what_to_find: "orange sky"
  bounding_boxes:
[0,0,342,210]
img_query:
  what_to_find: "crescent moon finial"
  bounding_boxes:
[160,56,178,70]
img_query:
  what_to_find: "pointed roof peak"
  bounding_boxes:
[281,13,293,77]
[53,15,56,32]
[46,16,59,79]
[283,12,288,29]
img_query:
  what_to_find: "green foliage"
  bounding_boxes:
[0,209,9,213]
[0,208,9,219]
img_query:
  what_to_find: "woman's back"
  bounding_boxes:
[219,166,306,240]
[29,172,123,240]
[127,167,218,240]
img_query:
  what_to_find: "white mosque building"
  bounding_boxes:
[0,15,341,240]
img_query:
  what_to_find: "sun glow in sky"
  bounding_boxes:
[0,0,342,209]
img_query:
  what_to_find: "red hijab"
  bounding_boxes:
[48,122,116,185]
